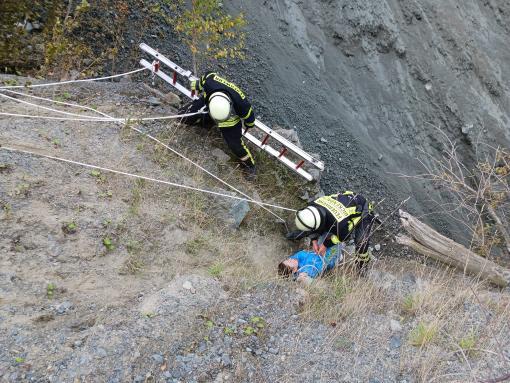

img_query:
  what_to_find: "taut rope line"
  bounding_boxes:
[0,69,291,223]
[0,145,297,213]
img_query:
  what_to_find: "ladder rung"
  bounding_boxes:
[261,134,270,146]
[296,160,305,170]
[244,131,314,181]
[278,147,288,158]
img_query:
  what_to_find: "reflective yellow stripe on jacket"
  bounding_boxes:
[218,116,241,128]
[314,194,361,231]
[314,195,357,221]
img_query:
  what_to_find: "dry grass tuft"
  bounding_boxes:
[299,269,389,324]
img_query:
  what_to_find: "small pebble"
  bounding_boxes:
[390,319,402,332]
[389,335,402,349]
[152,354,164,364]
[221,354,232,367]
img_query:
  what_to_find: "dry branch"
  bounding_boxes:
[396,210,510,288]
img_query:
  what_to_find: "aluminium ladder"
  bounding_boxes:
[139,43,324,181]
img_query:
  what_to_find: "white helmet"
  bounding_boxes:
[295,206,321,231]
[208,92,231,122]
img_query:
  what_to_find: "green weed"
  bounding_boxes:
[62,221,78,234]
[402,293,419,315]
[185,237,208,256]
[89,170,106,183]
[409,322,438,347]
[102,237,115,251]
[208,263,224,277]
[46,283,56,298]
[458,330,477,355]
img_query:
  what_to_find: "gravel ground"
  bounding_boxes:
[1,79,509,382]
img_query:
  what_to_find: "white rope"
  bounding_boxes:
[0,68,148,89]
[0,92,107,119]
[0,111,206,122]
[1,88,115,115]
[0,145,297,213]
[2,88,289,223]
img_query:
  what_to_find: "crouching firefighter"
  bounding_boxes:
[287,191,377,274]
[180,72,256,180]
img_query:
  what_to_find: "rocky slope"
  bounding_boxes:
[222,0,510,242]
[0,78,509,383]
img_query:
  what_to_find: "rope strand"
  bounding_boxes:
[1,86,290,223]
[0,145,297,213]
[0,68,147,89]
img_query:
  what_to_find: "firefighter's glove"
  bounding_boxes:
[190,80,199,91]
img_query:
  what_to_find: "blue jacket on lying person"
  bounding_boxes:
[278,243,344,284]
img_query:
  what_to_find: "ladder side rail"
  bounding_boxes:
[253,120,324,170]
[140,59,195,99]
[243,131,314,181]
[140,43,198,81]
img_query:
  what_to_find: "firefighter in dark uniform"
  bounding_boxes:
[182,72,256,179]
[288,191,377,273]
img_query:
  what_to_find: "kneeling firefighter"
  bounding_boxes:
[181,72,256,180]
[287,191,377,273]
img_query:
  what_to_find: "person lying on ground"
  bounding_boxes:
[278,237,344,285]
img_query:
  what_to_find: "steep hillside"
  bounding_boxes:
[0,76,509,382]
[223,0,510,243]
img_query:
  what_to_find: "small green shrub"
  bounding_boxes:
[458,331,477,355]
[185,237,208,256]
[62,221,77,234]
[46,283,56,298]
[402,294,419,315]
[208,263,223,277]
[102,237,115,251]
[409,322,437,347]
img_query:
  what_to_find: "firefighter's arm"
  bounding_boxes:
[238,99,255,128]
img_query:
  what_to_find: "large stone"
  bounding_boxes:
[211,148,231,163]
[163,92,181,108]
[211,188,250,229]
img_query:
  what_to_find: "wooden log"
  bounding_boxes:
[396,210,510,288]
